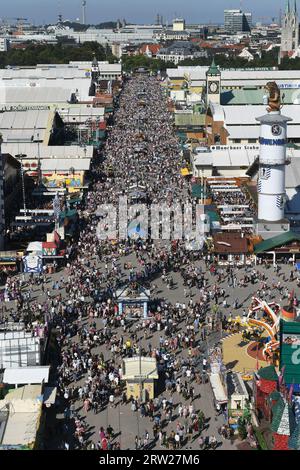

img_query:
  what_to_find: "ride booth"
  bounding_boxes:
[226,371,250,433]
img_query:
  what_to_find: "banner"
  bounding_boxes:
[23,255,43,273]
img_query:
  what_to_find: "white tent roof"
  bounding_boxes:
[0,109,52,130]
[27,241,43,252]
[209,373,228,404]
[41,158,91,171]
[3,366,50,385]
[2,143,93,159]
[2,87,72,104]
[223,104,299,125]
[123,357,158,380]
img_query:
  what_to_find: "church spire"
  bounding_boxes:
[295,0,298,14]
[286,0,290,14]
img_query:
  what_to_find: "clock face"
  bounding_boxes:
[209,81,219,94]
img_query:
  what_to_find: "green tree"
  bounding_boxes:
[0,42,117,68]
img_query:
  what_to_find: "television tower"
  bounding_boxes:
[82,0,87,24]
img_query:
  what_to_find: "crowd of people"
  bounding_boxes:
[1,73,300,450]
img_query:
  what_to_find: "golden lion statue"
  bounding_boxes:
[265,81,281,112]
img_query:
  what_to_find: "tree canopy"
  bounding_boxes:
[121,55,176,72]
[0,42,117,68]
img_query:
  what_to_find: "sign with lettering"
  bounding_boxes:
[278,83,300,89]
[259,137,287,146]
[1,105,50,112]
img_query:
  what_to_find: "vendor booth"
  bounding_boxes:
[123,357,158,400]
[226,371,250,432]
[115,282,151,319]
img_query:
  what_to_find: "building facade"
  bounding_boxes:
[0,38,9,52]
[224,9,252,33]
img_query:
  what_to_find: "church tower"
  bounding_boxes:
[206,59,221,106]
[280,0,299,57]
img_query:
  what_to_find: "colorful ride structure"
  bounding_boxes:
[247,297,281,362]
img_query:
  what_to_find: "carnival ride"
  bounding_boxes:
[247,297,281,361]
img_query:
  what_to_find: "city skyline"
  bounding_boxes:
[0,0,288,25]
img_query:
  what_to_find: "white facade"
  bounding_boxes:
[0,37,9,52]
[0,331,41,368]
[256,111,291,222]
[60,25,163,45]
[157,52,193,65]
[173,19,185,31]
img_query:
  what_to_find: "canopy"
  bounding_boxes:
[27,242,43,253]
[181,168,192,176]
[128,221,147,239]
[3,366,50,385]
[43,386,57,405]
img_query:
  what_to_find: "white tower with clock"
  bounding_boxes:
[206,59,221,105]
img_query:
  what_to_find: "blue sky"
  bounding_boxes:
[0,0,288,25]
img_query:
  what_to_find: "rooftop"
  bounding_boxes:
[254,232,300,254]
[3,366,50,385]
[212,232,249,254]
[123,357,158,380]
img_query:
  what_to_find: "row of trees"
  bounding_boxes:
[121,49,282,73]
[2,42,300,71]
[122,48,300,72]
[121,55,175,73]
[0,42,117,68]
